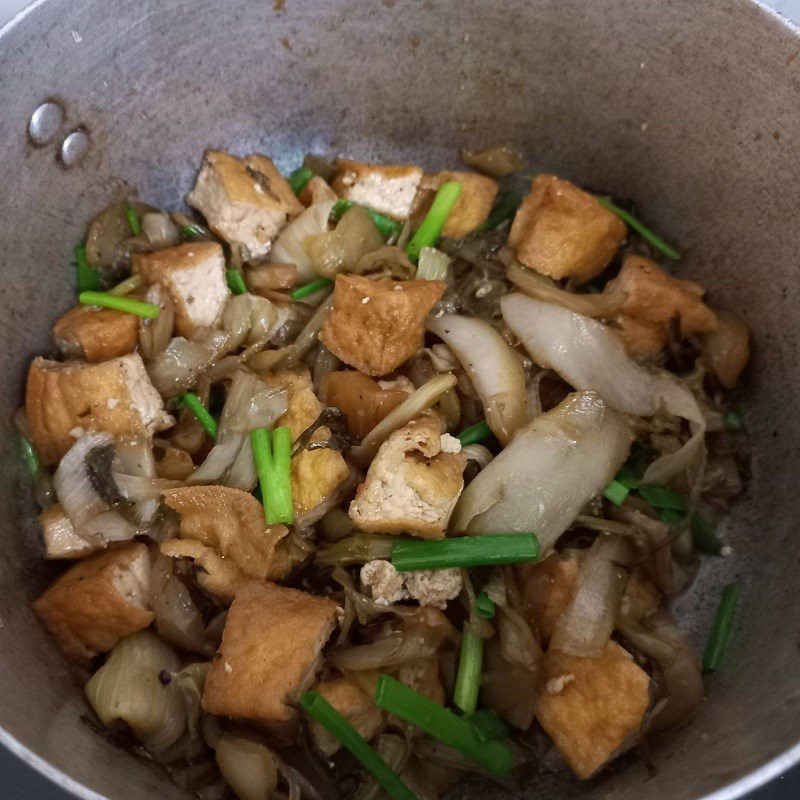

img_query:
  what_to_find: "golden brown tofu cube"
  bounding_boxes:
[163,486,287,583]
[311,676,385,755]
[508,175,627,284]
[606,254,718,357]
[331,159,423,220]
[349,417,467,539]
[320,275,445,377]
[187,150,303,262]
[202,581,339,724]
[412,171,498,238]
[26,354,173,465]
[32,542,153,660]
[536,641,650,779]
[262,369,350,523]
[53,305,139,363]
[323,370,412,439]
[132,241,230,337]
[517,554,580,644]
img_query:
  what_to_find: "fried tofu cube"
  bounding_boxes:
[606,254,718,357]
[331,159,424,220]
[132,242,230,337]
[53,305,139,363]
[508,175,627,284]
[32,542,153,660]
[412,171,498,237]
[536,641,650,779]
[262,369,350,522]
[202,581,339,724]
[518,555,580,644]
[26,354,173,465]
[39,504,102,560]
[311,676,385,755]
[187,150,303,262]
[163,486,287,583]
[323,370,412,439]
[320,275,445,377]
[349,417,467,539]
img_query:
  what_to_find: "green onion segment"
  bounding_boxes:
[475,592,496,619]
[124,204,141,236]
[75,244,101,293]
[637,485,687,513]
[182,223,205,238]
[289,166,315,195]
[703,584,740,671]
[453,629,484,715]
[291,278,334,301]
[226,269,248,295]
[465,709,509,742]
[78,291,161,319]
[251,426,294,525]
[391,533,539,572]
[406,181,462,262]
[456,420,492,447]
[595,196,681,261]
[603,480,629,506]
[331,199,402,239]
[179,392,218,439]
[481,187,524,232]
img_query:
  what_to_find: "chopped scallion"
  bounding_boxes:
[603,480,629,506]
[703,584,739,671]
[300,692,417,800]
[637,484,687,513]
[660,508,685,526]
[614,463,641,489]
[691,512,724,555]
[465,709,510,742]
[595,196,681,261]
[182,223,206,238]
[291,278,334,301]
[226,268,248,295]
[391,533,539,572]
[251,427,294,525]
[457,419,492,447]
[406,181,462,263]
[78,291,160,319]
[475,592,496,619]
[454,629,483,714]
[725,409,744,431]
[289,166,315,195]
[331,199,402,238]
[480,187,524,232]
[124,204,141,235]
[374,674,512,776]
[75,243,101,293]
[18,435,42,481]
[179,392,218,439]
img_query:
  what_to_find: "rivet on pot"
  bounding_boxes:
[28,101,64,146]
[60,128,91,167]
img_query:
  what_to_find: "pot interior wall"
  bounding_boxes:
[0,1,799,798]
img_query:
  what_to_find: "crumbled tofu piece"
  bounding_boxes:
[360,560,408,604]
[160,539,245,604]
[311,676,385,755]
[331,159,423,220]
[349,417,467,539]
[508,175,627,284]
[536,642,650,779]
[323,370,412,438]
[397,657,445,705]
[545,673,576,695]
[32,542,153,660]
[133,242,230,337]
[439,433,462,453]
[404,568,462,609]
[605,254,718,357]
[262,369,350,521]
[187,150,302,262]
[53,305,139,363]
[202,581,338,724]
[517,555,580,644]
[298,175,338,206]
[26,354,173,465]
[39,504,102,560]
[320,275,445,377]
[411,171,498,237]
[163,486,287,583]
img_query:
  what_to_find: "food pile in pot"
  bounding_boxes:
[17,145,750,799]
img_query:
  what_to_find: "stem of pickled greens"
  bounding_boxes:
[289,166,315,195]
[391,533,539,572]
[406,182,462,263]
[315,534,396,566]
[703,584,739,671]
[331,199,402,239]
[108,274,143,297]
[75,243,101,293]
[374,674,512,776]
[453,629,483,714]
[124,204,141,235]
[179,392,218,439]
[475,592,496,619]
[595,196,681,260]
[251,427,294,525]
[291,278,334,301]
[480,187,524,231]
[78,291,161,319]
[300,692,417,800]
[226,269,248,295]
[457,420,492,447]
[602,480,629,506]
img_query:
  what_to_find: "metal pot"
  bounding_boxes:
[0,0,799,798]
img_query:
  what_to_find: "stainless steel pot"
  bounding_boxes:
[1,0,799,798]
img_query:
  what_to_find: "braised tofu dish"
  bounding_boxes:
[17,146,750,799]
